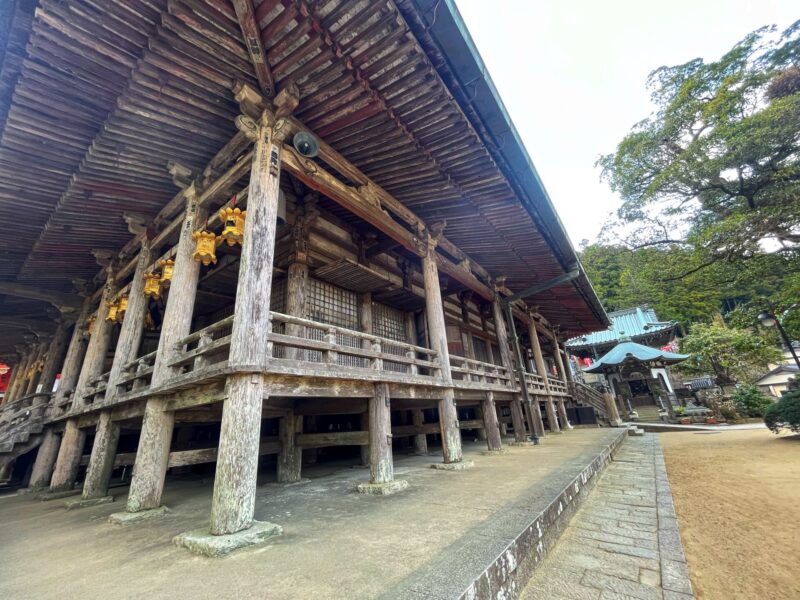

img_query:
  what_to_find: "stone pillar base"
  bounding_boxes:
[64,495,114,510]
[37,488,80,501]
[356,480,409,496]
[430,460,475,471]
[108,506,171,525]
[173,520,283,557]
[481,448,509,455]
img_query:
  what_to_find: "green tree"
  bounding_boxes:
[731,383,773,417]
[597,22,800,277]
[579,243,722,324]
[676,322,783,384]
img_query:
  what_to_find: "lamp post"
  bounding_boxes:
[758,309,800,370]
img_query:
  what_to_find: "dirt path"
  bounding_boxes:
[660,429,800,599]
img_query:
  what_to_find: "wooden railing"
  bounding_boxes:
[524,372,548,394]
[268,312,440,381]
[82,371,111,404]
[450,355,514,389]
[0,393,50,452]
[117,350,158,395]
[548,376,568,395]
[569,381,608,419]
[167,312,441,383]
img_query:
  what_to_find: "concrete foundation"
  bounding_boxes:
[64,496,114,510]
[356,479,409,496]
[108,506,171,525]
[173,521,283,557]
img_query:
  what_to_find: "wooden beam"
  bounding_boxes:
[0,283,82,310]
[296,431,369,448]
[232,0,275,97]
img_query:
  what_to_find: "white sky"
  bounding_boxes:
[453,0,798,247]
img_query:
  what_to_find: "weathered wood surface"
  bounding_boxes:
[49,418,86,491]
[81,410,120,500]
[528,319,560,433]
[74,272,117,403]
[38,321,72,394]
[210,374,264,535]
[28,428,61,489]
[125,398,174,512]
[369,382,393,484]
[481,392,502,451]
[277,407,302,483]
[151,186,206,387]
[296,430,369,448]
[422,240,461,463]
[107,240,152,400]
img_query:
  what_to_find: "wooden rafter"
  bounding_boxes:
[232,0,275,98]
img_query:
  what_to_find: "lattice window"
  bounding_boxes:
[491,344,503,366]
[446,323,465,357]
[270,277,287,358]
[271,277,287,313]
[473,337,489,364]
[373,301,408,372]
[306,278,362,367]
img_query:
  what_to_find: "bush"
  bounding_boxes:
[764,389,800,434]
[718,399,740,421]
[731,384,773,418]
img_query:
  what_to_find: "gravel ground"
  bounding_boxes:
[660,429,800,599]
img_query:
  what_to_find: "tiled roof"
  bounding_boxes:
[583,341,689,373]
[566,306,677,349]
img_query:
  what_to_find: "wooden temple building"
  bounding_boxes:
[0,0,611,551]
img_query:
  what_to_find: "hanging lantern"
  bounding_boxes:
[106,301,119,322]
[159,259,175,288]
[143,272,161,299]
[192,230,218,266]
[218,207,246,247]
[117,295,129,316]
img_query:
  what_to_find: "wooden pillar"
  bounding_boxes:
[25,342,48,395]
[126,188,205,514]
[557,398,572,430]
[81,411,120,500]
[107,240,152,400]
[552,336,568,381]
[28,428,61,489]
[550,337,572,430]
[492,298,530,441]
[74,270,117,403]
[481,392,502,451]
[3,355,22,404]
[39,321,72,394]
[210,108,288,536]
[509,395,527,441]
[529,321,560,433]
[53,297,92,407]
[358,292,374,463]
[405,312,428,454]
[422,231,462,464]
[411,408,428,455]
[277,408,302,483]
[49,419,86,491]
[285,261,309,360]
[5,349,31,402]
[368,383,394,483]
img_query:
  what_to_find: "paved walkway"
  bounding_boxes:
[521,434,694,600]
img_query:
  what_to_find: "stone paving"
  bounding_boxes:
[521,433,694,600]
